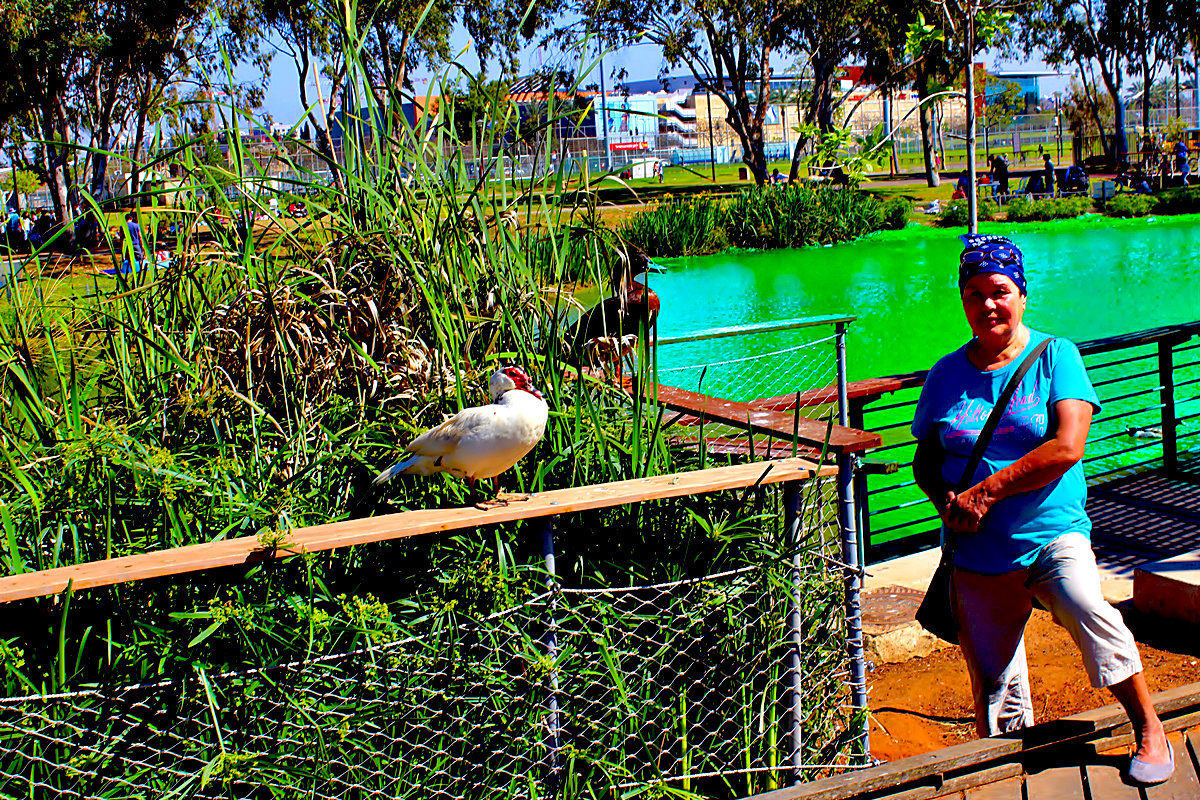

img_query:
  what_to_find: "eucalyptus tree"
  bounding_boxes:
[779,0,877,181]
[908,2,1015,229]
[1017,0,1136,160]
[566,0,810,185]
[0,0,207,243]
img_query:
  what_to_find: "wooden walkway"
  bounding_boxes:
[748,684,1200,800]
[636,381,883,456]
[1088,462,1200,578]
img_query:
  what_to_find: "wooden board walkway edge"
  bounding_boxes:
[0,457,834,605]
[745,681,1200,800]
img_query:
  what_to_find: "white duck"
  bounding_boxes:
[374,366,548,502]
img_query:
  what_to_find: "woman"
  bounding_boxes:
[911,234,1174,785]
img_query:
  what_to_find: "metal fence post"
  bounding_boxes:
[1158,340,1178,476]
[835,322,870,764]
[541,517,563,794]
[783,480,804,785]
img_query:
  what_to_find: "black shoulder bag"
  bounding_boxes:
[915,337,1053,644]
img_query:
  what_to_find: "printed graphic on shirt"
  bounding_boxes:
[944,379,1048,454]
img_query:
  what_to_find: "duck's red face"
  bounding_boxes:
[501,366,543,399]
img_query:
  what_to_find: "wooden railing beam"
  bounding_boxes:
[0,457,834,605]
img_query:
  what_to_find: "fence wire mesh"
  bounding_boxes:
[654,324,844,460]
[0,479,857,799]
[657,330,839,409]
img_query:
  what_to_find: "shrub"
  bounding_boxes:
[723,185,885,249]
[1004,195,1090,222]
[881,197,913,230]
[1154,187,1200,215]
[938,198,997,227]
[1104,193,1159,218]
[620,194,725,256]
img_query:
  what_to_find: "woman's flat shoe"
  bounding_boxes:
[1127,741,1174,786]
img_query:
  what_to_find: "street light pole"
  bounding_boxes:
[965,5,978,234]
[1175,57,1183,121]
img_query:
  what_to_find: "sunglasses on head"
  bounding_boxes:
[961,247,1019,265]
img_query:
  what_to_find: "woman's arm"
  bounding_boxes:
[912,435,953,516]
[945,398,1093,533]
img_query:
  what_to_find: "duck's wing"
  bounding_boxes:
[405,404,502,457]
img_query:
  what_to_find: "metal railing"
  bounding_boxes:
[849,322,1200,562]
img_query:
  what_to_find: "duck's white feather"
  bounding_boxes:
[374,386,547,484]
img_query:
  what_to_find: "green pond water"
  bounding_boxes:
[654,214,1200,389]
[652,214,1200,548]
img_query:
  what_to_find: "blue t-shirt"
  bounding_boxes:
[911,330,1100,574]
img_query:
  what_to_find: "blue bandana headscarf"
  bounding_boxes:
[958,234,1026,295]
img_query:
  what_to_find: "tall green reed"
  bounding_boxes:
[0,6,854,794]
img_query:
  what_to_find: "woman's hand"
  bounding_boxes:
[943,486,997,533]
[943,398,1094,533]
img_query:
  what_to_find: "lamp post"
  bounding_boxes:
[965,5,978,234]
[1175,57,1183,121]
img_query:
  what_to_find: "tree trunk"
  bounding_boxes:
[129,81,151,206]
[889,91,899,176]
[936,103,946,168]
[41,101,75,248]
[917,83,941,188]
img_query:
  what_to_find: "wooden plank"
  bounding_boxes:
[746,738,1021,800]
[648,383,882,453]
[1189,729,1200,771]
[1083,762,1141,800]
[753,371,931,412]
[1050,684,1200,738]
[879,764,1023,800]
[1143,732,1200,800]
[1023,766,1085,800]
[669,436,822,460]
[1090,710,1200,756]
[962,775,1023,799]
[0,457,832,604]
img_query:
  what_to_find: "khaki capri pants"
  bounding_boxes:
[951,532,1142,736]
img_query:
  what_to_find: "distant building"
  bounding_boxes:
[986,70,1059,113]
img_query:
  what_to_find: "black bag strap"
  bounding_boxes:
[956,336,1054,493]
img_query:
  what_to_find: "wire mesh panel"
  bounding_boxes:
[656,324,842,408]
[653,319,848,460]
[0,479,854,799]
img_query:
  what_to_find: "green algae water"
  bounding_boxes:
[653,214,1200,550]
[654,214,1200,387]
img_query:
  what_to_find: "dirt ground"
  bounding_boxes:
[868,607,1200,763]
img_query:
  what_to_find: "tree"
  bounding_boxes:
[1120,0,1188,141]
[1,168,41,211]
[0,0,206,245]
[569,0,807,185]
[982,78,1023,158]
[1016,0,1180,161]
[780,0,873,182]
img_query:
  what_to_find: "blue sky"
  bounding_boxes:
[253,28,1071,127]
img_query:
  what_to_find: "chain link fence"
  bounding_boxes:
[0,475,860,799]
